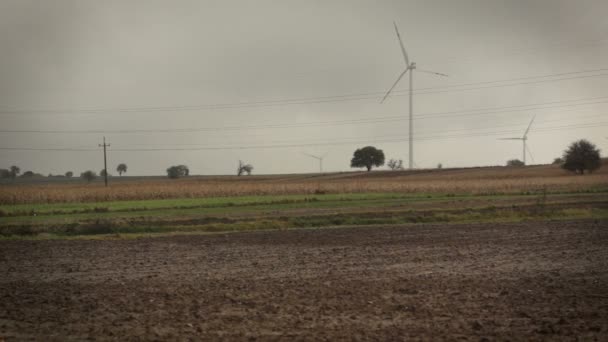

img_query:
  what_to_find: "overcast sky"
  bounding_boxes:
[1,0,607,176]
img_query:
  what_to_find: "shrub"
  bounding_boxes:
[167,165,189,179]
[506,159,525,167]
[81,170,97,183]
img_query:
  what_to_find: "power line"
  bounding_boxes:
[1,68,607,115]
[1,121,606,152]
[300,36,608,75]
[121,117,607,149]
[431,37,608,65]
[117,111,607,147]
[1,96,606,134]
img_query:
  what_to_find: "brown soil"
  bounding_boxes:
[1,220,607,340]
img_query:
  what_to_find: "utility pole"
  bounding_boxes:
[99,137,110,187]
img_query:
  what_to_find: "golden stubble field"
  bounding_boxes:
[1,163,607,205]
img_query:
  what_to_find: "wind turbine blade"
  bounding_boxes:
[524,114,536,138]
[393,22,410,66]
[525,144,535,164]
[381,67,409,103]
[302,152,320,160]
[416,68,449,77]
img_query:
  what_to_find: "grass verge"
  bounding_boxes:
[1,203,606,240]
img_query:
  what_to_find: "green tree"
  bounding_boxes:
[65,171,74,178]
[81,170,97,183]
[562,139,601,174]
[9,165,20,179]
[0,169,10,178]
[350,146,385,172]
[506,159,525,167]
[116,163,127,176]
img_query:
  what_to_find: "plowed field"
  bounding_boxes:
[1,220,607,340]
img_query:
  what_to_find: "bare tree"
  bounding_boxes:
[387,159,404,170]
[237,160,254,176]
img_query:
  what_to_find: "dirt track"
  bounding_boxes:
[1,220,608,340]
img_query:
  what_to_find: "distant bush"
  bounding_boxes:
[506,159,525,167]
[21,171,35,178]
[81,170,97,183]
[167,165,189,179]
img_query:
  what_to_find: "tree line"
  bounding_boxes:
[0,163,128,182]
[351,139,602,174]
[1,139,601,181]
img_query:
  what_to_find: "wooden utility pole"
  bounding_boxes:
[99,137,110,187]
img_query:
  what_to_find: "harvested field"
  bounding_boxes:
[1,220,607,340]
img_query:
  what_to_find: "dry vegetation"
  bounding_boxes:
[1,164,607,205]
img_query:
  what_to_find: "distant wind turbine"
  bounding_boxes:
[381,22,448,170]
[499,115,536,165]
[302,152,327,173]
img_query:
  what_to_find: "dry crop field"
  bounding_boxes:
[1,163,607,205]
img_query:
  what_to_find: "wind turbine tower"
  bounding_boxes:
[499,115,536,165]
[381,22,448,170]
[302,152,327,173]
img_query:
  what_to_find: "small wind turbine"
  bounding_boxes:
[499,115,536,165]
[381,22,448,170]
[302,152,327,173]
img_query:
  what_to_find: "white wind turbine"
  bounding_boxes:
[302,152,327,173]
[381,22,448,170]
[499,115,536,165]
